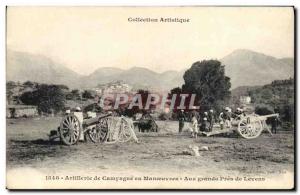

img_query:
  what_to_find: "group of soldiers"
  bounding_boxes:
[177,107,247,138]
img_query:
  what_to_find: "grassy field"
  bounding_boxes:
[7,116,294,180]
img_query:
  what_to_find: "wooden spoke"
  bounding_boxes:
[117,118,133,143]
[88,116,109,143]
[59,114,81,145]
[237,115,263,139]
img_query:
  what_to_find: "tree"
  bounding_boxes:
[255,104,274,115]
[168,87,184,112]
[6,81,16,91]
[123,89,151,117]
[66,89,81,100]
[137,89,150,109]
[23,81,36,88]
[82,90,94,99]
[83,102,102,113]
[182,60,231,112]
[170,87,182,94]
[6,81,17,104]
[249,78,294,127]
[20,84,66,114]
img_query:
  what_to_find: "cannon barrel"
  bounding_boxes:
[255,113,279,120]
[82,114,111,127]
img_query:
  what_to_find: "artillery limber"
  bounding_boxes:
[202,113,279,139]
[133,113,158,133]
[56,111,137,145]
[134,118,158,132]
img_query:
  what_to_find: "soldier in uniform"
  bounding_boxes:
[234,107,246,120]
[219,111,225,130]
[191,114,199,138]
[224,107,232,128]
[208,109,215,132]
[191,108,200,122]
[178,109,186,133]
[271,116,280,134]
[200,117,209,132]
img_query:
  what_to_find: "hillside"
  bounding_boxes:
[247,78,294,126]
[88,67,184,91]
[221,49,294,88]
[249,78,294,106]
[231,85,261,98]
[7,49,294,90]
[6,50,81,88]
[81,67,124,88]
[6,50,183,91]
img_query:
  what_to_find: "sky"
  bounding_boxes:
[7,7,294,75]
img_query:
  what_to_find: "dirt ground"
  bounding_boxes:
[6,117,294,179]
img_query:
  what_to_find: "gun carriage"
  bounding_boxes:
[203,113,279,139]
[58,111,134,145]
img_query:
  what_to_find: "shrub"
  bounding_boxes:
[82,90,95,99]
[20,84,66,114]
[255,104,274,115]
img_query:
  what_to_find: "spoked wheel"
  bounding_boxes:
[88,117,110,143]
[117,118,133,143]
[237,115,263,139]
[59,114,81,145]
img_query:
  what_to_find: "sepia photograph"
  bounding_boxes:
[5,6,295,189]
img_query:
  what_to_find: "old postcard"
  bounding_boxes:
[6,6,295,190]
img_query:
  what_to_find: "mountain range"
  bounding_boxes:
[221,49,294,88]
[82,67,185,91]
[6,50,81,88]
[6,49,294,90]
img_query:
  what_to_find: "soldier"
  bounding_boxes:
[178,109,186,133]
[200,117,209,132]
[208,109,215,132]
[141,111,151,120]
[219,112,225,130]
[271,116,280,134]
[234,107,245,120]
[65,109,71,115]
[200,112,208,131]
[191,114,199,138]
[224,107,232,128]
[73,106,85,141]
[191,108,200,122]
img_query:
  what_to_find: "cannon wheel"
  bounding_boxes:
[117,118,133,143]
[88,117,110,143]
[237,115,263,139]
[59,114,81,145]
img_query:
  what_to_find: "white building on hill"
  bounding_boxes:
[93,81,132,95]
[240,96,251,104]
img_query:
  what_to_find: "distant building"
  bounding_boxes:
[6,105,38,118]
[240,96,251,104]
[93,81,133,96]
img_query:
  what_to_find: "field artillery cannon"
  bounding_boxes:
[58,111,137,145]
[235,113,279,139]
[203,113,279,139]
